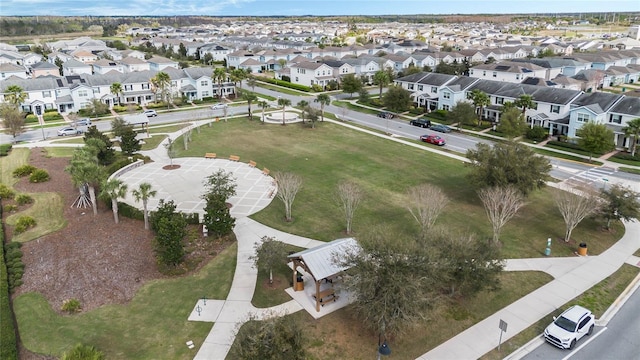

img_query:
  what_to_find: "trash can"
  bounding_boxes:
[578,242,588,256]
[294,278,304,291]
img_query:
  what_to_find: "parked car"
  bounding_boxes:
[420,134,446,146]
[143,110,157,117]
[57,127,83,136]
[410,118,431,128]
[377,111,395,119]
[211,103,228,110]
[430,124,452,133]
[544,305,595,349]
[73,118,91,126]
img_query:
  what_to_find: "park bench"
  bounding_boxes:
[229,155,240,161]
[262,167,270,176]
[248,160,257,168]
[205,153,216,159]
[313,288,338,306]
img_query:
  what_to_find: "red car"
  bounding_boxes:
[420,134,446,146]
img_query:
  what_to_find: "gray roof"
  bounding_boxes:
[609,96,640,116]
[444,76,480,91]
[468,79,581,105]
[571,92,623,112]
[416,73,457,86]
[288,238,359,281]
[31,61,59,70]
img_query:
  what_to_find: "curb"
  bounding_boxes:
[502,335,545,360]
[597,269,640,326]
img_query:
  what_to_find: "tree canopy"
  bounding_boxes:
[341,73,363,97]
[382,85,411,113]
[577,121,615,161]
[466,142,551,196]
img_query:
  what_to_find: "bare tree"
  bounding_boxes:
[406,184,449,238]
[554,187,601,243]
[336,180,363,235]
[478,186,526,244]
[274,172,302,222]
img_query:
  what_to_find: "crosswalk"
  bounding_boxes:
[564,166,617,189]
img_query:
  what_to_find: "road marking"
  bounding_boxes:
[562,327,607,360]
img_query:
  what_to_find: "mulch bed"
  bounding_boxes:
[2,147,230,359]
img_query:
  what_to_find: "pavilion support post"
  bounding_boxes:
[315,280,321,312]
[292,260,298,290]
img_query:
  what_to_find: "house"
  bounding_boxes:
[564,92,625,139]
[30,61,60,78]
[147,56,179,72]
[395,72,457,111]
[71,49,99,64]
[288,61,336,88]
[0,63,28,81]
[469,61,548,83]
[62,59,93,76]
[120,57,150,73]
[92,59,125,75]
[199,43,232,62]
[340,57,381,83]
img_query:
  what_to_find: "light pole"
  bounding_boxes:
[377,340,391,360]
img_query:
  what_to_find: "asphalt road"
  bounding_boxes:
[522,283,640,360]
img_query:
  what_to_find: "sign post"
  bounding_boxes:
[498,319,508,351]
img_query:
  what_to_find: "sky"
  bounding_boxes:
[0,0,638,17]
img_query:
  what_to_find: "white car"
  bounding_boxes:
[57,127,82,136]
[73,118,92,126]
[544,305,595,349]
[211,103,228,110]
[143,110,157,117]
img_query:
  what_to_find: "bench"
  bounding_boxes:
[248,160,257,168]
[262,167,270,176]
[229,155,240,162]
[205,153,216,159]
[313,288,336,302]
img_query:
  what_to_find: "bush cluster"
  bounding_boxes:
[3,204,17,213]
[612,152,640,162]
[12,165,37,178]
[0,144,12,157]
[526,126,549,142]
[0,184,15,200]
[15,194,33,206]
[117,202,144,221]
[546,140,598,153]
[61,298,82,313]
[4,242,24,291]
[0,205,19,359]
[261,77,312,92]
[29,169,50,183]
[14,216,36,234]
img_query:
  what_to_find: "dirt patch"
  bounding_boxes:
[162,164,181,170]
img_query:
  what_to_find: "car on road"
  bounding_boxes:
[377,111,395,119]
[211,103,228,110]
[544,305,595,349]
[410,118,431,128]
[430,124,452,133]
[143,109,157,117]
[73,118,91,126]
[57,127,83,136]
[420,134,446,146]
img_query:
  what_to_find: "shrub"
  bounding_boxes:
[0,205,19,359]
[61,298,82,313]
[15,194,34,206]
[260,77,311,92]
[409,107,426,115]
[29,169,50,183]
[43,112,63,122]
[526,126,549,142]
[13,216,36,234]
[117,202,145,221]
[106,157,135,175]
[61,343,104,360]
[3,204,17,213]
[612,152,640,162]
[0,144,12,156]
[12,165,36,178]
[24,114,39,123]
[0,184,15,199]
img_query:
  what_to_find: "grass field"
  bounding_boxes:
[175,118,622,258]
[13,243,237,359]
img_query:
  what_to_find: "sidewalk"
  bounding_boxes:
[417,220,640,360]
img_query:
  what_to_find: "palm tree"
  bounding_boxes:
[230,68,247,94]
[154,71,171,108]
[277,98,291,125]
[212,67,227,98]
[373,70,390,99]
[132,182,157,230]
[110,82,123,107]
[100,178,128,224]
[515,94,535,128]
[623,118,640,157]
[314,93,331,122]
[243,92,258,118]
[65,139,106,216]
[259,100,269,124]
[470,89,490,127]
[5,85,26,108]
[297,100,309,123]
[247,77,257,92]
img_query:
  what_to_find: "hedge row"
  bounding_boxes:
[0,205,19,360]
[0,144,11,157]
[260,78,312,92]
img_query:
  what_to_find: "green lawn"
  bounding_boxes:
[175,118,622,258]
[14,243,237,359]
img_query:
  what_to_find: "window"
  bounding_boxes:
[93,88,100,94]
[202,91,209,97]
[431,86,437,93]
[142,83,150,90]
[442,104,450,111]
[609,114,622,124]
[418,85,423,91]
[78,90,88,97]
[408,84,414,90]
[443,91,451,99]
[42,91,51,98]
[295,77,299,82]
[469,70,474,75]
[483,71,486,76]
[577,112,590,123]
[516,74,521,80]
[492,72,497,78]
[124,85,133,91]
[530,102,538,110]
[495,97,504,105]
[200,80,208,86]
[551,105,560,114]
